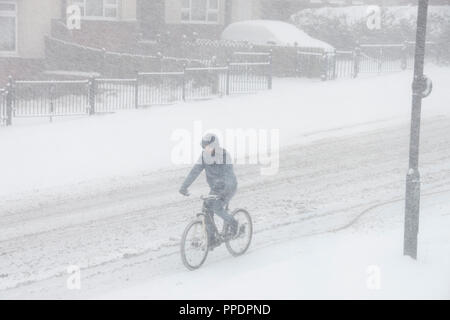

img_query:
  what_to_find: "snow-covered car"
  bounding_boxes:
[221,20,334,52]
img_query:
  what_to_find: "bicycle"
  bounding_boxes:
[180,195,253,271]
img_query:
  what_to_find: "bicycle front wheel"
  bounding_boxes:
[180,219,209,270]
[226,209,253,257]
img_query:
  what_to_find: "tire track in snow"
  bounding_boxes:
[1,116,450,297]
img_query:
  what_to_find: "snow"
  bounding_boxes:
[1,66,449,201]
[1,67,450,299]
[292,5,450,26]
[221,20,334,50]
[291,5,450,34]
[102,191,450,300]
[43,70,101,78]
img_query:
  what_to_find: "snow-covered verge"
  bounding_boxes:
[101,191,450,300]
[1,66,449,203]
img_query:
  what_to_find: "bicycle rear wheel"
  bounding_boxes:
[181,220,209,270]
[225,209,253,257]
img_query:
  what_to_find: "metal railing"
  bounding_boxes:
[184,66,229,100]
[359,44,410,74]
[138,72,184,106]
[1,59,273,126]
[296,50,327,79]
[0,88,7,126]
[332,50,355,78]
[94,78,138,113]
[227,51,272,93]
[228,62,272,94]
[297,43,415,80]
[13,80,89,119]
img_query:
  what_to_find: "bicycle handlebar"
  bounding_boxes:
[182,193,220,201]
[200,195,220,201]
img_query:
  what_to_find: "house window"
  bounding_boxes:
[181,0,219,24]
[0,1,17,55]
[69,0,119,19]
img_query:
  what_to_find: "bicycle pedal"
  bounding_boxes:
[209,242,220,251]
[208,237,220,251]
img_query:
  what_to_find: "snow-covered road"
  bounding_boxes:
[1,67,449,299]
[103,191,450,300]
[1,114,450,299]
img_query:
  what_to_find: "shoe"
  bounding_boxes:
[235,225,246,238]
[227,220,239,239]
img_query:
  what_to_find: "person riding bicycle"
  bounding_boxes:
[179,133,239,246]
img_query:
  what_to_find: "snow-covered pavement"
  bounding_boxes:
[0,67,449,299]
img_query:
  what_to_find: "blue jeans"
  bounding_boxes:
[203,187,237,237]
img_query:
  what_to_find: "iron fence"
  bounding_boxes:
[138,72,184,106]
[0,88,7,126]
[1,58,273,126]
[13,80,89,119]
[297,50,327,79]
[298,44,413,80]
[2,41,420,127]
[228,62,272,94]
[332,50,355,78]
[94,78,138,113]
[140,36,442,80]
[227,52,272,93]
[359,44,410,74]
[184,67,229,100]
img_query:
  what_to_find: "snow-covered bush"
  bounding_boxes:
[291,5,450,61]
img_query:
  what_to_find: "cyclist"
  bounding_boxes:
[179,133,239,247]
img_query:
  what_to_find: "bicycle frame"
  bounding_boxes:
[194,194,237,244]
[197,209,220,240]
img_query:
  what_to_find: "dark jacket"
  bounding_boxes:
[181,147,237,195]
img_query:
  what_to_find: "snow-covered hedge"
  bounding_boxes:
[291,5,450,56]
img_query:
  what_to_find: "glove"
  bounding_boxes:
[179,187,190,196]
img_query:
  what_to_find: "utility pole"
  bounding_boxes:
[403,0,432,260]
